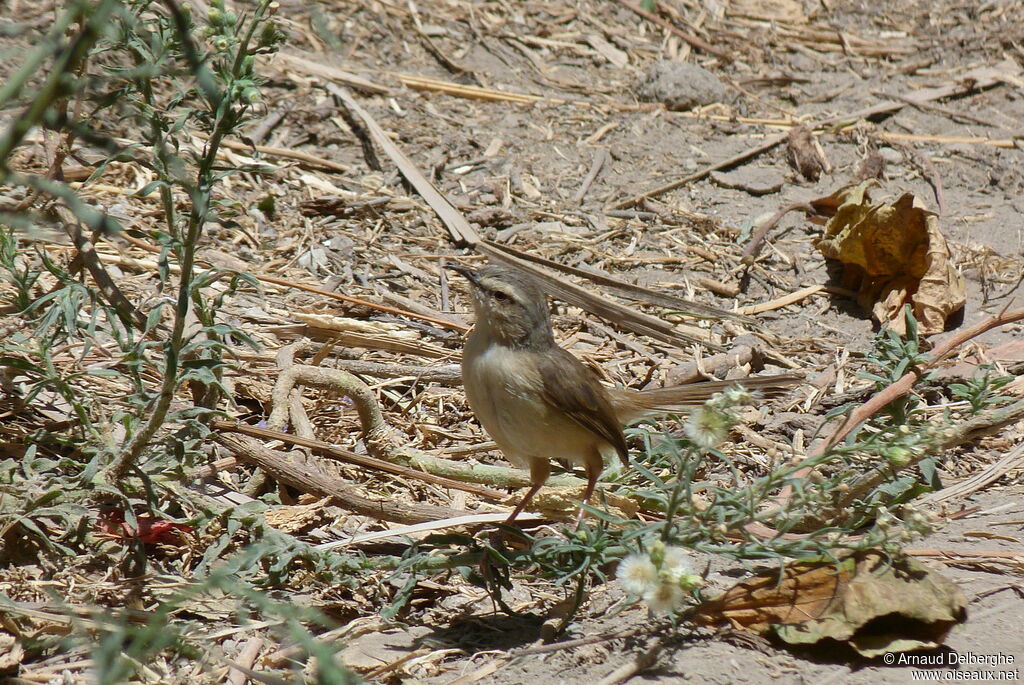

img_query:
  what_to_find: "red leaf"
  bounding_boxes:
[96,509,192,545]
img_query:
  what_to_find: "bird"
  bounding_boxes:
[448,263,801,525]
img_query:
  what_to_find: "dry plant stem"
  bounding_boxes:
[195,128,358,173]
[209,419,507,501]
[0,599,156,628]
[332,93,382,171]
[831,398,1024,517]
[877,132,1019,149]
[695,276,739,298]
[247,105,289,144]
[403,451,583,489]
[189,455,240,478]
[364,651,432,681]
[216,433,472,524]
[393,73,597,107]
[666,345,754,385]
[613,0,730,62]
[268,364,394,456]
[410,16,475,83]
[113,234,468,332]
[263,342,314,497]
[276,52,388,95]
[481,239,754,325]
[374,281,469,328]
[227,637,263,685]
[597,637,662,685]
[233,351,463,384]
[287,393,315,439]
[735,284,825,316]
[273,342,314,437]
[516,628,641,656]
[242,274,468,332]
[476,243,725,349]
[573,148,608,204]
[608,132,790,210]
[874,90,997,128]
[327,359,461,385]
[739,202,814,268]
[326,83,481,246]
[919,441,1024,505]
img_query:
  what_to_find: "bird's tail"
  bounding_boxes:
[610,373,802,423]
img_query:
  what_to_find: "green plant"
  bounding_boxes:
[0,0,283,485]
[949,367,1013,414]
[102,0,279,480]
[859,307,932,424]
[0,1,388,678]
[385,311,977,628]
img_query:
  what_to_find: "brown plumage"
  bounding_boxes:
[449,263,800,524]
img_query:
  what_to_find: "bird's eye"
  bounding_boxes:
[492,290,510,302]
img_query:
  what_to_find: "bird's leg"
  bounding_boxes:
[576,450,603,525]
[490,457,550,550]
[504,456,551,526]
[483,457,552,586]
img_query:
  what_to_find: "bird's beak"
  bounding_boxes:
[445,263,480,286]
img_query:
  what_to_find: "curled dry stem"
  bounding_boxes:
[265,363,585,491]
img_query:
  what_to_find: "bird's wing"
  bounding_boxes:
[536,348,630,466]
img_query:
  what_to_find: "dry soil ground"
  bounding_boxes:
[3,0,1024,683]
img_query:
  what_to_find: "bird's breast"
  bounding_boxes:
[461,336,611,465]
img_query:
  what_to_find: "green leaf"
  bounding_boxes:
[917,456,943,491]
[0,356,45,374]
[83,366,124,377]
[135,179,168,197]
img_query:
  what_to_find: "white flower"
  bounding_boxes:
[643,580,685,615]
[905,508,937,537]
[617,554,658,595]
[875,505,897,531]
[720,387,752,407]
[684,405,729,449]
[661,546,696,579]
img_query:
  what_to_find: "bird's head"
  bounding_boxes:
[447,264,555,349]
